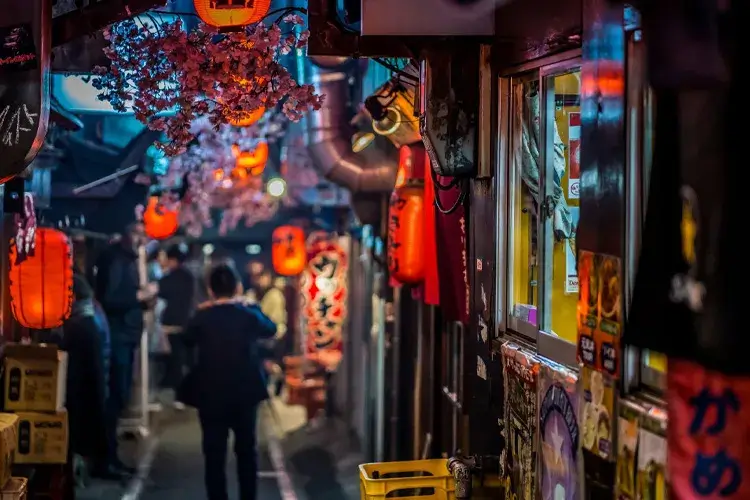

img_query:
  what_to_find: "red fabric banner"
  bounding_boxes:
[423,153,440,306]
[668,358,750,499]
[434,176,468,323]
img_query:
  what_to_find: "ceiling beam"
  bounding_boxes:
[52,0,167,48]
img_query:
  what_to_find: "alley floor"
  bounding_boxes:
[76,397,363,500]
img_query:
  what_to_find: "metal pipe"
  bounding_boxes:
[300,56,397,193]
[447,455,475,499]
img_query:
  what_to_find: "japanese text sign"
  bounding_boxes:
[669,359,750,499]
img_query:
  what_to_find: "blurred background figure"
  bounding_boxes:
[94,222,156,478]
[158,243,197,410]
[254,269,287,394]
[63,274,108,480]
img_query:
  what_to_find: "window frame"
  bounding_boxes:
[495,50,582,368]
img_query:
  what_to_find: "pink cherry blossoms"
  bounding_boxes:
[92,13,323,155]
[148,115,291,237]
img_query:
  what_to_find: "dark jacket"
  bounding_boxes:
[61,299,107,458]
[184,302,276,410]
[94,243,143,346]
[159,266,196,329]
[93,300,111,396]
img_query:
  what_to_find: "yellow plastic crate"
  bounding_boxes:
[359,459,456,500]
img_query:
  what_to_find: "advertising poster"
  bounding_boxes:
[539,360,579,500]
[581,366,615,461]
[567,112,581,200]
[668,358,750,500]
[501,342,540,500]
[637,407,667,500]
[616,400,645,500]
[577,251,622,377]
[300,233,349,354]
[565,207,579,294]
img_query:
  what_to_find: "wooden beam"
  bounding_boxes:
[52,0,167,48]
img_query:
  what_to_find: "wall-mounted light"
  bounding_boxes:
[372,107,402,137]
[245,244,262,255]
[202,244,214,256]
[267,178,287,198]
[351,131,375,153]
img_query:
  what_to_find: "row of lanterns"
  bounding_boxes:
[7,223,309,330]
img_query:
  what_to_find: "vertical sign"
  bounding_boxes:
[669,359,749,499]
[501,342,539,500]
[567,112,581,199]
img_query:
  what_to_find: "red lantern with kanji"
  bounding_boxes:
[272,226,306,276]
[9,228,74,329]
[388,184,425,284]
[143,197,179,240]
[193,0,272,28]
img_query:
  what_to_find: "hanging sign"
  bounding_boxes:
[1,1,50,183]
[501,342,539,500]
[577,251,622,377]
[669,358,750,499]
[13,192,36,264]
[301,233,349,353]
[539,361,579,500]
[567,112,580,199]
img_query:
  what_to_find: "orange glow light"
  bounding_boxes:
[235,141,269,176]
[193,0,272,28]
[143,196,179,240]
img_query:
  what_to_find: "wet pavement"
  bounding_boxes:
[76,396,363,500]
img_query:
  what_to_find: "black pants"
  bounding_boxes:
[104,343,136,466]
[167,333,194,391]
[199,403,259,500]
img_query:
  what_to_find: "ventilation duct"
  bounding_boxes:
[299,56,397,193]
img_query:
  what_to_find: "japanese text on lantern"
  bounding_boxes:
[689,388,741,496]
[388,194,405,275]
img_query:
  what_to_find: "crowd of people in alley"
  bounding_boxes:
[54,222,289,499]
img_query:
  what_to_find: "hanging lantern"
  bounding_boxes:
[234,142,269,176]
[228,106,265,128]
[193,0,272,28]
[9,228,73,329]
[271,226,306,276]
[388,185,425,284]
[143,197,179,240]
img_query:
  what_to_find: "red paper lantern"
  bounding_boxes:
[234,142,269,176]
[193,0,272,28]
[9,228,74,329]
[272,226,306,276]
[229,106,265,128]
[388,185,425,284]
[143,197,179,240]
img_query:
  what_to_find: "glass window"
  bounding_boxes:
[540,68,581,345]
[507,74,540,338]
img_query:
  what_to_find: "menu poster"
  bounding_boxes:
[577,251,622,377]
[565,207,579,294]
[616,400,646,500]
[539,360,579,500]
[668,358,750,500]
[638,407,667,500]
[501,342,540,500]
[581,366,615,461]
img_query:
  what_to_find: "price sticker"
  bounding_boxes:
[579,334,596,366]
[601,342,617,375]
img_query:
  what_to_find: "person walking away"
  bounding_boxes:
[62,275,108,480]
[183,263,277,500]
[158,243,196,410]
[94,222,156,477]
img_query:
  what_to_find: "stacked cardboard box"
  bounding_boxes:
[2,344,69,467]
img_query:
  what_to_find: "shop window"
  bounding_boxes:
[503,57,581,367]
[540,68,580,345]
[507,75,540,338]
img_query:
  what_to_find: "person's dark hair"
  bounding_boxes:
[165,243,189,264]
[72,273,94,301]
[208,262,241,299]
